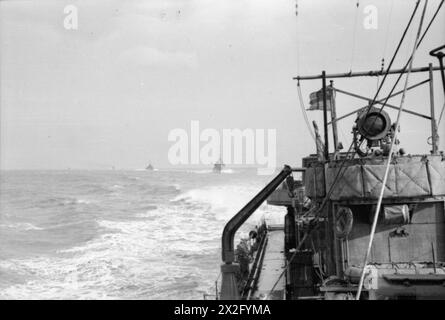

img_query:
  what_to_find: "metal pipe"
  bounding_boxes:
[432,242,437,274]
[429,63,438,154]
[429,45,445,94]
[294,65,444,81]
[215,280,218,300]
[221,165,292,263]
[245,234,268,299]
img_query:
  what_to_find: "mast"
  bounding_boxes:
[329,80,339,154]
[322,71,329,160]
[429,63,438,154]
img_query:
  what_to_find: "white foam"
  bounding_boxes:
[0,173,285,299]
[170,183,285,224]
[189,169,212,174]
[0,223,43,231]
[76,199,91,204]
[58,198,92,206]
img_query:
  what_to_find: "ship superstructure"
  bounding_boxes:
[213,0,445,300]
[213,158,225,173]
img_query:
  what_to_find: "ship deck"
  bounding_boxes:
[250,225,286,300]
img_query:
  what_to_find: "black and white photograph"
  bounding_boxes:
[0,0,445,305]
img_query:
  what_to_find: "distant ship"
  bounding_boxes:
[145,163,154,171]
[212,158,225,173]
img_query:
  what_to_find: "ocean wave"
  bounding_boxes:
[0,253,129,299]
[0,223,43,231]
[37,197,92,208]
[125,176,141,181]
[40,220,94,231]
[186,169,236,174]
[186,169,213,174]
[170,184,285,224]
[171,185,256,212]
[0,170,280,299]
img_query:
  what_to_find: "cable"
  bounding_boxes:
[296,0,301,73]
[367,0,444,122]
[304,0,424,221]
[418,0,445,47]
[377,0,394,93]
[349,1,360,72]
[355,0,428,300]
[297,82,316,142]
[382,0,395,60]
[362,0,421,121]
[358,0,444,150]
[306,0,439,260]
[438,101,445,125]
[267,0,440,298]
[264,0,442,301]
[294,1,317,148]
[376,58,385,95]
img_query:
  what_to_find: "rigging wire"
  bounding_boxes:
[295,0,317,144]
[355,0,428,300]
[362,0,421,120]
[322,1,423,204]
[294,0,440,297]
[294,0,315,142]
[357,0,444,152]
[266,1,426,296]
[419,0,445,45]
[364,0,445,133]
[296,0,301,73]
[306,0,439,232]
[376,58,385,93]
[294,0,418,172]
[264,0,443,298]
[377,0,394,93]
[349,1,361,72]
[382,0,395,60]
[297,81,316,142]
[438,101,445,125]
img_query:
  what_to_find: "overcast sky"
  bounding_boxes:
[1,0,444,170]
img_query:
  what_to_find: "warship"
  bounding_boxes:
[213,158,225,174]
[213,0,445,300]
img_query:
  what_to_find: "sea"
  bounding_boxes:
[0,169,284,299]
